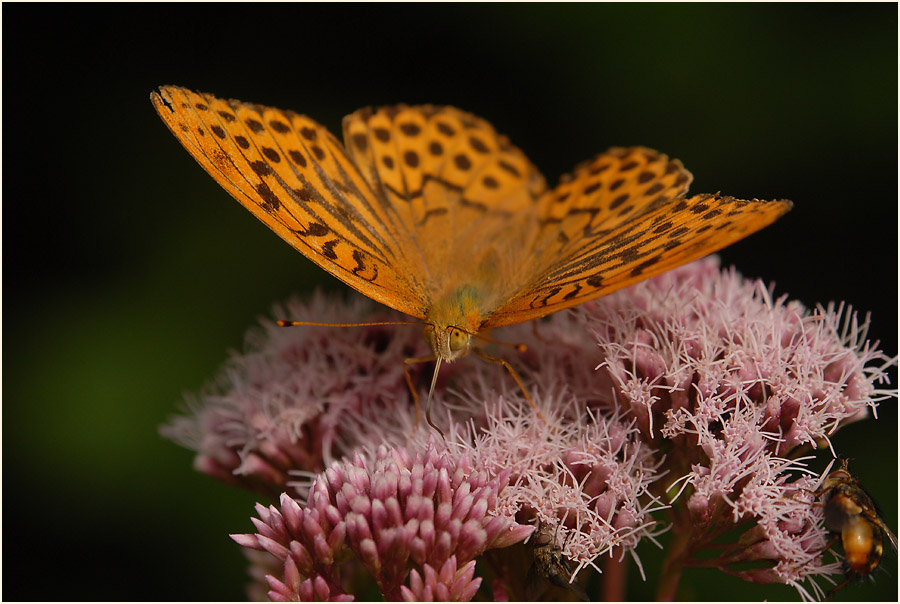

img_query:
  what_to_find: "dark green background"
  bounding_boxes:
[4,4,896,601]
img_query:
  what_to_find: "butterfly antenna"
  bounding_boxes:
[472,331,528,353]
[424,357,446,439]
[277,319,423,328]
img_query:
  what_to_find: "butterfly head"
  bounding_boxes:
[425,324,472,363]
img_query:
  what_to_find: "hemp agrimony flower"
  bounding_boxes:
[162,258,896,601]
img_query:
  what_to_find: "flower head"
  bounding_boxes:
[161,292,427,498]
[232,440,533,601]
[577,259,894,599]
[163,258,896,600]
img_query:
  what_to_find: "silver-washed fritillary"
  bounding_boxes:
[152,86,792,425]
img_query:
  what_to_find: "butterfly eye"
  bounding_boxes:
[448,327,469,352]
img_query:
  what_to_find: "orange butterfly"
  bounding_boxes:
[152,86,791,428]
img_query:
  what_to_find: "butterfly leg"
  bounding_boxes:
[530,318,555,346]
[473,349,543,422]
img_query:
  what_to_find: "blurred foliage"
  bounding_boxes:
[3,3,896,600]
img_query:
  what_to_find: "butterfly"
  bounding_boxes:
[151,86,792,429]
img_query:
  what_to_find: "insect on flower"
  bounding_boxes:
[814,459,897,597]
[151,86,791,433]
[525,523,588,601]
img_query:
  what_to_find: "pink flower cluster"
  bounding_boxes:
[576,260,894,599]
[232,441,533,601]
[162,293,429,499]
[162,258,896,601]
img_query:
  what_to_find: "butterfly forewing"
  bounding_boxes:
[484,187,791,328]
[151,86,427,318]
[505,148,696,313]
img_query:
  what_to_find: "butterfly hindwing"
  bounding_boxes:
[533,147,693,255]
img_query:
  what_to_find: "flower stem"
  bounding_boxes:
[601,552,627,601]
[656,521,692,601]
